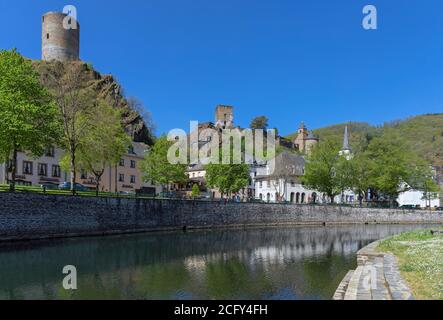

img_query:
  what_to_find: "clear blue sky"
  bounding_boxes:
[1,0,442,135]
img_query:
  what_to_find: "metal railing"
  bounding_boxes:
[0,184,440,210]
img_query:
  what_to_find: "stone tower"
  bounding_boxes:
[215,105,234,129]
[42,12,80,61]
[293,122,318,154]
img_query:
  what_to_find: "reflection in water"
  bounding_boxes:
[0,224,435,300]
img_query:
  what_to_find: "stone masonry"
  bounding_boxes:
[42,12,80,61]
[333,241,414,300]
[0,192,442,241]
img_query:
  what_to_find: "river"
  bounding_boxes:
[0,224,434,300]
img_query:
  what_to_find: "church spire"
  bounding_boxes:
[342,125,350,151]
[339,125,352,159]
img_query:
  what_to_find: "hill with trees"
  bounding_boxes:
[287,114,443,166]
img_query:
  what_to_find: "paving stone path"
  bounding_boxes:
[333,241,414,300]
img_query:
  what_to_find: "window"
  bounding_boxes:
[128,145,135,154]
[23,161,33,175]
[52,165,61,178]
[119,174,125,182]
[46,33,49,39]
[130,175,136,184]
[130,160,136,169]
[38,163,47,176]
[45,146,55,157]
[259,181,262,188]
[80,171,87,179]
[119,159,125,167]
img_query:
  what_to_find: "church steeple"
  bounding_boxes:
[342,125,350,151]
[339,125,353,160]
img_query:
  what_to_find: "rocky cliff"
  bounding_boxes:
[33,60,154,145]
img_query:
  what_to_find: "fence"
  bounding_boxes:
[0,184,438,211]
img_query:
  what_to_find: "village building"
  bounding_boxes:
[171,105,322,200]
[0,142,162,195]
[0,146,65,187]
[337,126,439,208]
[80,142,161,195]
[293,122,319,153]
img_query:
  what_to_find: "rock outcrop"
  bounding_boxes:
[33,60,154,145]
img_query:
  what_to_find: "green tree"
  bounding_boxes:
[191,183,201,199]
[301,138,342,203]
[40,62,95,193]
[365,130,435,206]
[250,116,269,130]
[140,135,187,190]
[0,49,60,190]
[407,158,440,207]
[205,163,250,199]
[61,102,131,195]
[346,153,372,206]
[334,155,355,202]
[420,178,440,208]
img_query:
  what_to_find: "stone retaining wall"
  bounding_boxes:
[333,240,414,300]
[1,192,443,241]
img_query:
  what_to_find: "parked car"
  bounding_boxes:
[159,191,182,199]
[399,205,416,210]
[58,182,89,191]
[119,191,135,196]
[39,183,59,190]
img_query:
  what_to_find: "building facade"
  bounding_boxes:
[0,147,66,187]
[79,142,161,194]
[253,152,333,203]
[0,142,161,195]
[293,122,319,154]
[397,187,440,208]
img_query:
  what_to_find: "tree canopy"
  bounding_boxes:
[205,163,250,198]
[250,116,269,130]
[301,138,342,202]
[0,49,61,189]
[302,128,440,206]
[60,101,131,194]
[140,135,187,188]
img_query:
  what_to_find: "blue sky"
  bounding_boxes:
[1,0,442,135]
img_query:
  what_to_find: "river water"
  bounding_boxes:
[0,224,434,300]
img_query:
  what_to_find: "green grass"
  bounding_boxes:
[378,228,443,300]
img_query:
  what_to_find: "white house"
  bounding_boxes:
[396,181,440,208]
[254,152,334,203]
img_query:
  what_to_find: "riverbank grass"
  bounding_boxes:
[378,228,443,300]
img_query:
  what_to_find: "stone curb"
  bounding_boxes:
[333,238,415,300]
